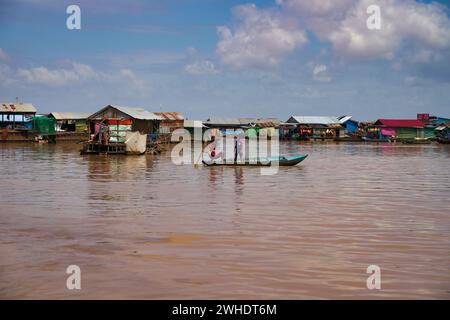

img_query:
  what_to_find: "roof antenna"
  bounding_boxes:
[15,97,19,104]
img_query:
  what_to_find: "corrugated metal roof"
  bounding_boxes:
[88,105,163,120]
[206,117,281,127]
[241,119,281,128]
[375,119,425,128]
[184,120,205,127]
[49,112,91,120]
[287,116,340,125]
[112,105,162,120]
[205,118,241,125]
[1,103,37,113]
[255,121,279,128]
[338,115,353,124]
[153,112,184,120]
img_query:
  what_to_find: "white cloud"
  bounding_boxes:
[217,0,450,68]
[118,68,148,93]
[17,62,100,86]
[184,60,218,75]
[0,63,15,86]
[312,64,332,82]
[282,0,450,60]
[216,4,307,69]
[281,0,355,18]
[14,61,150,94]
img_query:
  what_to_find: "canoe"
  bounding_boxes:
[202,154,308,167]
[402,139,431,145]
[437,138,450,144]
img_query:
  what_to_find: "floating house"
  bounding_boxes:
[48,112,90,133]
[338,115,359,135]
[416,113,450,139]
[204,118,242,129]
[153,112,184,134]
[32,116,56,135]
[204,117,279,138]
[417,113,450,126]
[239,118,280,138]
[370,119,426,141]
[435,124,450,143]
[82,105,162,154]
[428,116,450,125]
[0,103,36,129]
[285,116,344,140]
[184,120,205,140]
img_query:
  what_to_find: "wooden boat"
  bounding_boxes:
[437,137,450,144]
[402,138,431,145]
[202,154,308,167]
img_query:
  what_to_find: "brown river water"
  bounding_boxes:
[0,142,449,299]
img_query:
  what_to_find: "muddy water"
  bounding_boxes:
[0,142,449,299]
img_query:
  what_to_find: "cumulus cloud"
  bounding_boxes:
[184,60,218,75]
[216,4,307,69]
[118,68,148,92]
[0,63,15,86]
[326,0,450,59]
[217,0,450,68]
[283,0,450,59]
[17,62,100,86]
[312,64,332,82]
[13,61,150,93]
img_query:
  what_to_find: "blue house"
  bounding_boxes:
[1,103,36,129]
[338,115,359,135]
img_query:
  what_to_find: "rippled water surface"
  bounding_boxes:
[1,142,449,299]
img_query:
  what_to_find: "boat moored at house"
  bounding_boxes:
[81,105,162,155]
[367,119,427,142]
[285,116,344,140]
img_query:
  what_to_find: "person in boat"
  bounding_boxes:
[209,135,223,161]
[234,135,244,163]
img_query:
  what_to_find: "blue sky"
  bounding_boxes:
[0,0,449,121]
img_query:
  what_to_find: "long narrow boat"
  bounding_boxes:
[437,137,450,144]
[402,138,431,145]
[202,154,308,167]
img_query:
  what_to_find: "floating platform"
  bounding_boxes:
[55,132,88,142]
[334,136,363,142]
[1,129,36,142]
[80,142,127,155]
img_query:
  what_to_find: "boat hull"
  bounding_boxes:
[437,138,450,144]
[202,154,308,167]
[402,139,431,145]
